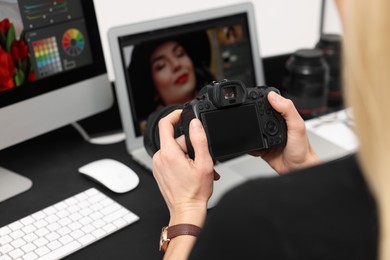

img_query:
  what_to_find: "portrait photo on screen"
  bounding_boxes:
[120,21,255,136]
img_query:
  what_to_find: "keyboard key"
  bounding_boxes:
[23,251,39,260]
[0,244,14,255]
[23,233,38,243]
[47,240,62,251]
[0,235,12,245]
[0,226,12,236]
[8,248,24,258]
[10,230,24,239]
[21,224,36,234]
[21,242,37,253]
[45,232,60,242]
[31,211,46,221]
[20,216,34,226]
[10,238,26,249]
[35,245,50,256]
[8,221,23,231]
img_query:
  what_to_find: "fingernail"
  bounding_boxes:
[191,119,203,130]
[269,91,280,103]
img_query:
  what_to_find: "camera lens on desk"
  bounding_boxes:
[316,33,343,110]
[282,48,330,120]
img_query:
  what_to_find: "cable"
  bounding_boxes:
[71,122,91,143]
[71,122,126,145]
[319,0,326,37]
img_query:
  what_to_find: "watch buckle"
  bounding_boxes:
[159,226,170,252]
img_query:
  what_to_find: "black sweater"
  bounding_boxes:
[190,154,378,259]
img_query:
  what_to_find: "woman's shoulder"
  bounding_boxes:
[226,153,368,204]
[194,154,378,259]
[223,153,377,244]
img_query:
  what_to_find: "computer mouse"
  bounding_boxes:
[78,158,139,193]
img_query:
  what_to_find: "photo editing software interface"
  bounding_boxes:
[118,13,257,137]
[0,0,96,103]
[0,0,109,203]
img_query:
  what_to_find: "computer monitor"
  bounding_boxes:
[108,2,264,172]
[0,0,113,202]
[109,2,264,144]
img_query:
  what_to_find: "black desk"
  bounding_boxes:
[0,125,168,259]
[0,55,295,259]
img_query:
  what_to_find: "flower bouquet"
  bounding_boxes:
[0,18,36,92]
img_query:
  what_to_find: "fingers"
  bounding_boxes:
[189,118,213,168]
[267,91,305,133]
[176,135,187,153]
[158,111,214,178]
[158,109,184,157]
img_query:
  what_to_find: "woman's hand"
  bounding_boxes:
[152,110,218,227]
[251,91,321,174]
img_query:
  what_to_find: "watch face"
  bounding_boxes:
[159,226,169,252]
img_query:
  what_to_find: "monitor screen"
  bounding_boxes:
[0,0,113,202]
[116,11,260,137]
[0,0,107,107]
[109,3,263,154]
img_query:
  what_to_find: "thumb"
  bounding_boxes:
[189,118,212,166]
[267,91,304,130]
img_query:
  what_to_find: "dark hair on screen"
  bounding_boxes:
[127,31,215,121]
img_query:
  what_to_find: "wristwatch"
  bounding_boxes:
[159,224,202,253]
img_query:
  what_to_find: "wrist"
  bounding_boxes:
[279,148,322,174]
[288,149,322,173]
[305,147,322,166]
[169,206,207,227]
[160,224,202,253]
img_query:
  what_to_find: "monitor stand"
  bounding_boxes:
[0,167,32,203]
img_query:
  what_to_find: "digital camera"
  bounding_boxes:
[144,79,287,160]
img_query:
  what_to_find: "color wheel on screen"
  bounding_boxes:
[62,28,85,56]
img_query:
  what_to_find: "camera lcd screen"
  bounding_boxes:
[201,104,265,159]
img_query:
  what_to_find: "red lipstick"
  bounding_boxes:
[175,74,189,85]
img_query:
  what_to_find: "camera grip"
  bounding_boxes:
[180,106,197,160]
[262,87,288,147]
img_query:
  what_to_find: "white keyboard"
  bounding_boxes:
[0,188,139,260]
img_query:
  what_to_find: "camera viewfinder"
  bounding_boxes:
[223,86,237,100]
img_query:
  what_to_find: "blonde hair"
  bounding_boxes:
[343,0,390,259]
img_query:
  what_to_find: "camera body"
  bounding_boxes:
[179,79,287,160]
[143,79,287,160]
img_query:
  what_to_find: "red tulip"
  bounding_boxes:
[27,70,36,82]
[0,47,15,91]
[0,18,11,36]
[11,39,29,64]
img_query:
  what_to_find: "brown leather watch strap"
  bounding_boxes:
[167,224,202,240]
[160,224,201,253]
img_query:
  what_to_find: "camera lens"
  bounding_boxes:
[143,104,183,157]
[282,48,329,120]
[315,34,342,110]
[265,119,279,136]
